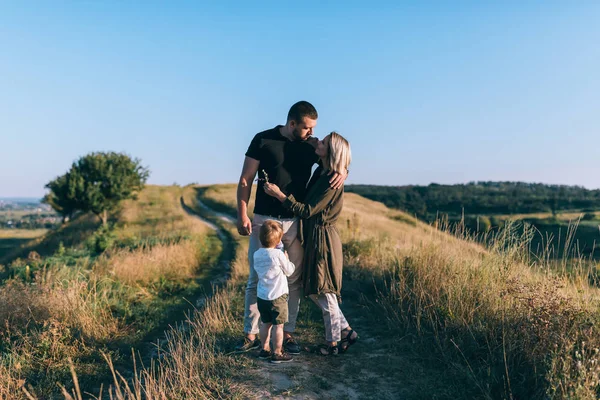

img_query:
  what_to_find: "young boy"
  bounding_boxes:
[253,220,296,363]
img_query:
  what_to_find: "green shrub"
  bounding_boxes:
[582,212,596,221]
[86,224,117,254]
[478,216,492,231]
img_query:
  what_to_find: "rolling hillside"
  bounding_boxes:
[154,185,600,399]
[2,184,600,399]
[0,185,223,398]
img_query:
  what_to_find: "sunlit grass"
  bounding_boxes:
[0,229,47,239]
[0,185,221,398]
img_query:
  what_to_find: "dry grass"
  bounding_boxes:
[0,264,127,399]
[117,185,209,239]
[493,210,600,222]
[199,185,600,399]
[9,182,600,398]
[94,240,202,285]
[0,185,219,399]
[62,191,254,400]
[0,229,47,239]
[337,195,600,398]
[0,214,99,265]
[195,183,255,219]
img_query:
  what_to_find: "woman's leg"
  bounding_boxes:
[309,293,342,343]
[338,308,350,332]
[340,318,359,352]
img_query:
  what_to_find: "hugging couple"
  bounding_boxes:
[236,101,358,363]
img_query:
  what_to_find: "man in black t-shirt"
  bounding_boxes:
[235,101,347,354]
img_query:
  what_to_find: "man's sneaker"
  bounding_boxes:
[271,352,293,364]
[234,337,261,352]
[258,349,272,359]
[284,337,301,354]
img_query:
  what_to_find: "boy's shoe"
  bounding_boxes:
[284,337,301,354]
[271,352,293,364]
[258,349,272,359]
[234,337,261,352]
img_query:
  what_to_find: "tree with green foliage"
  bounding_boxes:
[43,170,81,223]
[45,152,150,225]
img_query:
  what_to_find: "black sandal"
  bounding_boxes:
[316,344,339,356]
[339,329,358,353]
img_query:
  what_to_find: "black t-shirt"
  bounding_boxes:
[245,126,319,218]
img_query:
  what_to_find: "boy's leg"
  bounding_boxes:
[281,218,303,337]
[272,324,284,355]
[259,322,273,351]
[270,297,293,363]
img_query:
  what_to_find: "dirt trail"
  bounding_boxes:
[178,197,457,399]
[182,199,405,399]
[238,288,407,400]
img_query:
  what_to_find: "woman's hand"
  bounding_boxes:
[263,182,287,202]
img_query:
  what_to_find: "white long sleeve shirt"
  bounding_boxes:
[253,248,296,301]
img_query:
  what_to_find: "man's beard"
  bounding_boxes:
[293,126,307,141]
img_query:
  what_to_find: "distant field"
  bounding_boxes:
[0,229,47,259]
[0,210,35,218]
[490,210,600,222]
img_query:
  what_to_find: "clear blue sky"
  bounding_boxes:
[1,1,599,197]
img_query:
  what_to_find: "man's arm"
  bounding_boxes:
[236,156,260,236]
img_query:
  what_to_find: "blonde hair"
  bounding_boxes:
[326,131,352,174]
[259,220,284,248]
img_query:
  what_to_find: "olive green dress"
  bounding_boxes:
[282,166,344,298]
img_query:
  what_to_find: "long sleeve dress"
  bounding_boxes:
[281,166,344,299]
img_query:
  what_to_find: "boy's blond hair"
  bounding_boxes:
[259,220,284,248]
[325,131,352,174]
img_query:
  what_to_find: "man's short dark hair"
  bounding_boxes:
[287,101,318,123]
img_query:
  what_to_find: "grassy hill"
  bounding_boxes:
[3,184,600,398]
[0,185,223,398]
[88,184,600,399]
[0,229,47,260]
[347,183,600,260]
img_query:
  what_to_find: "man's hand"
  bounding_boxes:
[237,214,252,236]
[329,169,348,190]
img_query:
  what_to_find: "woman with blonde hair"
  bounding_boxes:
[264,131,358,355]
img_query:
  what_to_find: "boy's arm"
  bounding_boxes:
[278,252,295,277]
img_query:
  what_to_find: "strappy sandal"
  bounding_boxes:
[339,329,358,353]
[316,344,339,356]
